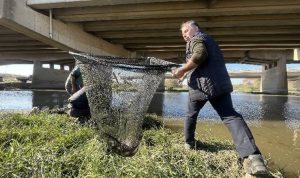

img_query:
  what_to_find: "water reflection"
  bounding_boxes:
[0,90,69,111]
[284,97,300,132]
[259,95,288,120]
[149,92,300,123]
[0,90,32,110]
[32,90,69,109]
[148,92,188,117]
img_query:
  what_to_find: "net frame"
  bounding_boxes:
[69,51,180,72]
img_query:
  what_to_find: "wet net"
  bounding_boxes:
[70,52,179,156]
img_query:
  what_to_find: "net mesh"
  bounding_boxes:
[70,52,179,156]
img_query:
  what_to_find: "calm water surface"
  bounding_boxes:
[0,90,299,177]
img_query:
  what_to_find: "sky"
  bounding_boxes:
[0,63,300,84]
[0,64,33,76]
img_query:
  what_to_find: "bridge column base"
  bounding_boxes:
[31,60,70,89]
[260,58,288,94]
[295,79,300,91]
[156,75,165,92]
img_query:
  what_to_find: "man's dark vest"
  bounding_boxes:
[186,32,233,101]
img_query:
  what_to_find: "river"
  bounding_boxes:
[0,90,299,177]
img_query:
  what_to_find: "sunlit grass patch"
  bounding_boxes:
[0,113,283,177]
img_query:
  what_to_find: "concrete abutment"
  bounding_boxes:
[260,58,288,94]
[156,75,165,92]
[295,78,300,91]
[31,60,70,89]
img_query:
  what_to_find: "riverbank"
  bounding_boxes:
[0,74,31,90]
[0,113,283,177]
[0,82,31,90]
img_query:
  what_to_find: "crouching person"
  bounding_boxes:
[65,66,90,120]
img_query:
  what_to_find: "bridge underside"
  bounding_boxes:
[0,0,300,92]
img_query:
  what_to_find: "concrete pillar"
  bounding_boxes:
[294,48,299,61]
[49,63,54,69]
[260,58,288,94]
[148,93,164,115]
[295,78,300,91]
[156,75,165,92]
[32,60,70,89]
[69,65,74,71]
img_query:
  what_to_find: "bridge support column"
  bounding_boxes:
[156,75,165,92]
[31,60,70,89]
[295,78,300,91]
[260,58,288,94]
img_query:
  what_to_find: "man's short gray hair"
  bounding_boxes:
[180,20,200,31]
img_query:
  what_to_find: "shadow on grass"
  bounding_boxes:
[193,140,234,153]
[250,174,276,178]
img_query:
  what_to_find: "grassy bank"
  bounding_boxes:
[0,113,283,178]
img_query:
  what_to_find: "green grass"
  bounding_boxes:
[0,113,283,178]
[112,83,137,92]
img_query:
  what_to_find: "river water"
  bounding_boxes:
[0,90,299,177]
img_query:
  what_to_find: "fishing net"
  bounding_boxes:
[70,52,179,156]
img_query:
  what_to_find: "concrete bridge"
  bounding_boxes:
[121,71,300,79]
[0,0,300,94]
[228,71,300,80]
[215,71,300,92]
